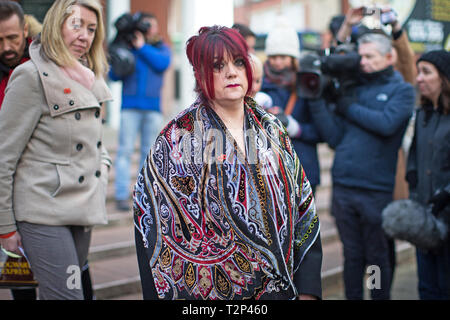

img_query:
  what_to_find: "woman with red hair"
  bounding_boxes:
[133,25,322,300]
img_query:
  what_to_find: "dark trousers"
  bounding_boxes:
[332,184,394,300]
[416,244,450,300]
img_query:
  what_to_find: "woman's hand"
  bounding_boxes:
[0,232,23,256]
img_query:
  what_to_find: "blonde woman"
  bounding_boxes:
[24,14,42,38]
[0,0,112,299]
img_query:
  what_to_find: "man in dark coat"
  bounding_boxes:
[308,32,415,299]
[0,0,33,300]
[0,1,30,108]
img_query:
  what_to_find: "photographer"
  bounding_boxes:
[261,22,323,195]
[337,6,416,84]
[307,32,415,299]
[332,4,417,290]
[109,12,171,211]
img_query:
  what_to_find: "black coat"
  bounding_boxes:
[407,106,450,211]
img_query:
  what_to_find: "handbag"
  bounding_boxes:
[0,247,38,289]
[381,199,448,250]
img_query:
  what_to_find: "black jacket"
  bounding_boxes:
[407,105,450,212]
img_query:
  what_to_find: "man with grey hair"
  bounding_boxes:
[307,31,415,299]
[358,33,394,73]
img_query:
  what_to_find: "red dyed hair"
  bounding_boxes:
[186,25,253,105]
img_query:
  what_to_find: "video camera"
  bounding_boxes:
[108,12,151,78]
[113,12,151,46]
[297,47,361,100]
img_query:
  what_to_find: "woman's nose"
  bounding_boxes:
[225,62,237,77]
[415,72,423,83]
[78,27,88,40]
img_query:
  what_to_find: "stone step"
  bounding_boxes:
[317,211,339,245]
[89,254,141,300]
[102,201,133,226]
[89,223,135,262]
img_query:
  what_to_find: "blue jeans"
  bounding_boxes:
[115,109,163,201]
[332,184,393,300]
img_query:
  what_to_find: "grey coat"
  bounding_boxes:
[0,41,112,234]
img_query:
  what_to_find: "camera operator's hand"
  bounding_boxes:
[335,92,357,116]
[132,30,146,49]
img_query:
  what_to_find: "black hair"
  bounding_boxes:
[232,23,256,38]
[138,12,156,21]
[0,0,24,26]
[329,15,345,38]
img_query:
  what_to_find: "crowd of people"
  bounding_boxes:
[0,0,448,300]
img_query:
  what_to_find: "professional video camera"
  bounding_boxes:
[108,12,151,78]
[296,47,361,100]
[113,12,151,46]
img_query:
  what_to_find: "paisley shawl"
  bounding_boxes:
[133,97,320,300]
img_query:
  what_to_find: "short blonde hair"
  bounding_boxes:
[40,0,108,77]
[24,14,42,37]
[249,53,263,77]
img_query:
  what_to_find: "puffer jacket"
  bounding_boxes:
[308,67,415,192]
